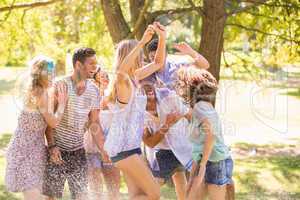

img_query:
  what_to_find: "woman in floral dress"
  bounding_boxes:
[5,55,68,200]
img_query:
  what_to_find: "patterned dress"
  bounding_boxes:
[5,109,47,192]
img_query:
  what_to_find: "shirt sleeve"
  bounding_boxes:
[194,102,221,135]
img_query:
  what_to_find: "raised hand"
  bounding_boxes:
[56,82,68,106]
[173,42,195,56]
[153,22,166,39]
[140,25,155,45]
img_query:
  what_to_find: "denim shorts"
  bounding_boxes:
[110,148,142,163]
[87,153,115,169]
[153,149,184,180]
[196,157,233,186]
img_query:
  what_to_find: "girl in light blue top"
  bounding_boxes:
[175,67,233,200]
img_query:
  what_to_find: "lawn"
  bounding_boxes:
[0,133,299,200]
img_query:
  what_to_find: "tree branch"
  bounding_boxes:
[243,1,300,9]
[0,0,16,22]
[129,0,151,38]
[149,6,202,20]
[243,10,280,20]
[226,23,300,45]
[227,0,268,16]
[0,0,63,13]
[187,0,205,17]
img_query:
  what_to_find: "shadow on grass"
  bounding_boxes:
[0,184,20,200]
[236,192,300,200]
[278,88,300,100]
[234,155,300,199]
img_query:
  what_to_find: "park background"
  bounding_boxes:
[0,0,299,199]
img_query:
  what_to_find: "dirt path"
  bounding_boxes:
[0,68,299,146]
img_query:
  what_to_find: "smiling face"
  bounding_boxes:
[76,55,97,80]
[143,84,156,101]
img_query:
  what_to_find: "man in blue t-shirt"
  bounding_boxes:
[146,39,210,90]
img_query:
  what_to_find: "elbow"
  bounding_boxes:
[204,61,210,69]
[154,59,164,70]
[134,70,143,81]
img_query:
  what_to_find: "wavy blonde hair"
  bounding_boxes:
[24,56,53,107]
[108,39,143,102]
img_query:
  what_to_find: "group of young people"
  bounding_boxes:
[5,22,234,200]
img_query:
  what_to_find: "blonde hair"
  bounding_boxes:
[108,39,143,102]
[24,56,53,107]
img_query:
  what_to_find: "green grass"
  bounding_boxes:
[0,133,299,199]
[284,88,300,99]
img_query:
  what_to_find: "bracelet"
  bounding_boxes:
[48,144,57,150]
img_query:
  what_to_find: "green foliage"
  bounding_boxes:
[225,0,300,71]
[0,0,299,75]
[0,0,114,69]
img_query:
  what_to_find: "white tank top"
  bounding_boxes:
[104,80,147,157]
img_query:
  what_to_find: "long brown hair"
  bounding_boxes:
[108,39,143,102]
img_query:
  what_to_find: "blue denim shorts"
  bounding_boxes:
[196,157,233,186]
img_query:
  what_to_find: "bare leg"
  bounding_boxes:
[102,166,121,200]
[23,188,43,200]
[87,167,103,200]
[186,179,206,200]
[172,171,187,200]
[207,184,226,200]
[115,154,160,200]
[226,182,235,200]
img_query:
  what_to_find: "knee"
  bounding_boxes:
[147,186,160,200]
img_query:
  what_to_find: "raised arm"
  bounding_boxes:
[173,42,210,69]
[117,25,155,77]
[135,22,167,80]
[38,82,68,128]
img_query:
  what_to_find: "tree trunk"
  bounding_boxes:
[129,0,148,39]
[199,0,227,82]
[101,0,131,43]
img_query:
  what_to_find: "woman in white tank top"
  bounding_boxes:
[104,22,166,200]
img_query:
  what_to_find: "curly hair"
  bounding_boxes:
[175,67,218,107]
